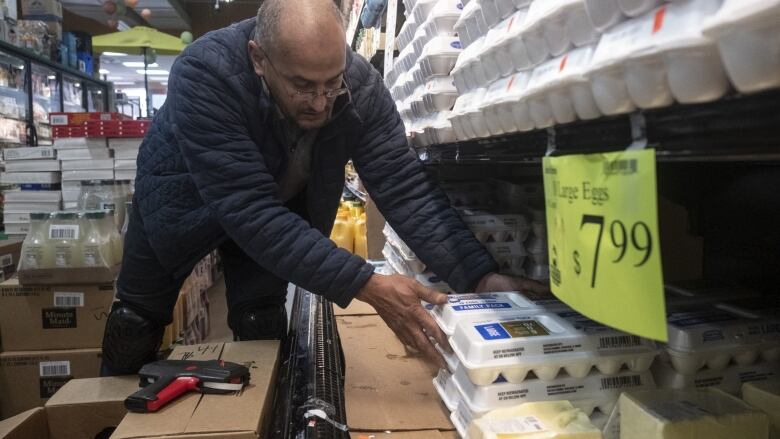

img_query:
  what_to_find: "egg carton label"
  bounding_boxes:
[667,310,739,328]
[542,342,582,355]
[545,382,586,397]
[748,322,780,336]
[599,374,643,391]
[453,302,513,312]
[647,400,713,422]
[497,388,530,402]
[477,320,550,341]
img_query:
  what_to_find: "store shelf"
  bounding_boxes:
[416,89,780,165]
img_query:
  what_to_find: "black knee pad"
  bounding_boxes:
[101,302,164,376]
[233,304,288,341]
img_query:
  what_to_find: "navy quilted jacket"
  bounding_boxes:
[134,19,498,307]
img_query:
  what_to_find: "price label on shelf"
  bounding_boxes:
[542,149,667,341]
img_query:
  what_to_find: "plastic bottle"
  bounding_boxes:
[330,211,354,252]
[121,201,132,240]
[81,210,111,267]
[78,180,104,210]
[354,212,368,259]
[49,211,82,268]
[20,212,49,269]
[104,210,123,266]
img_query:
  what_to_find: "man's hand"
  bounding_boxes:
[474,272,550,294]
[355,273,450,368]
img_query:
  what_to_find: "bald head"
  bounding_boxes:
[255,0,346,56]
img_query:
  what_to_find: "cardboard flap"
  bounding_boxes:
[0,407,48,439]
[339,316,453,431]
[45,376,139,407]
[184,341,279,435]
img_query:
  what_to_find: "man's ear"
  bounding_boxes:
[248,40,266,76]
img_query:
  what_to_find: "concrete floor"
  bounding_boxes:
[202,276,296,343]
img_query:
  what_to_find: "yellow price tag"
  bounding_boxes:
[542,149,667,342]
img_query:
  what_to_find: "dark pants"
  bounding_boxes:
[117,189,308,332]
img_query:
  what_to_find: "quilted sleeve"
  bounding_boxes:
[351,71,498,292]
[166,53,374,307]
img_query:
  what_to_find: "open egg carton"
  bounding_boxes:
[431,291,571,335]
[651,357,780,395]
[661,300,780,376]
[438,363,655,435]
[450,310,659,385]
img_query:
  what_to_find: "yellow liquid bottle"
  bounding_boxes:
[354,213,368,259]
[330,212,354,253]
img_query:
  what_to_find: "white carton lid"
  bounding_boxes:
[421,35,464,59]
[432,111,455,129]
[453,362,655,416]
[424,75,458,94]
[431,0,464,20]
[432,292,571,335]
[703,0,780,35]
[480,76,513,109]
[520,0,579,33]
[415,271,453,292]
[464,87,489,115]
[451,310,658,383]
[665,305,767,353]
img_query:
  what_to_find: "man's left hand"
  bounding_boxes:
[474,272,550,294]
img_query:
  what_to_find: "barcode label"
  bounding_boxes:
[40,361,71,377]
[40,149,53,157]
[100,202,116,211]
[49,225,79,240]
[599,335,642,349]
[604,159,638,175]
[50,115,68,125]
[601,374,642,390]
[54,292,84,308]
[0,254,12,267]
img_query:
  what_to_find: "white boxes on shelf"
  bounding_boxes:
[450,310,659,385]
[427,0,464,37]
[419,35,463,80]
[4,159,61,172]
[652,359,780,395]
[60,159,115,171]
[0,172,60,184]
[585,0,626,32]
[702,0,780,94]
[3,146,55,161]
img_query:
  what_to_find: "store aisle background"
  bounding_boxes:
[203,277,297,343]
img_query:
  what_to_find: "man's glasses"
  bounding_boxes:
[260,47,349,102]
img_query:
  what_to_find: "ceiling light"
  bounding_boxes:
[47,75,56,79]
[124,62,158,68]
[107,76,123,80]
[113,81,136,85]
[99,69,110,74]
[103,52,128,56]
[137,69,169,75]
[150,76,168,80]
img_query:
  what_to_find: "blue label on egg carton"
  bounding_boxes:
[453,302,513,312]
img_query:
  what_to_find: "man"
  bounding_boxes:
[101,0,544,375]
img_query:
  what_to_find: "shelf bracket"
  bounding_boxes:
[627,112,648,150]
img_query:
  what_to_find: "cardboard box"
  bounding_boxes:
[21,0,62,20]
[18,263,120,285]
[44,376,138,439]
[0,348,102,419]
[339,315,454,432]
[0,239,23,281]
[0,279,115,351]
[0,407,49,439]
[111,341,279,439]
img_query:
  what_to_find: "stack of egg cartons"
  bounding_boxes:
[651,287,780,397]
[1,146,62,237]
[429,292,660,437]
[54,137,115,210]
[382,222,454,292]
[389,0,463,148]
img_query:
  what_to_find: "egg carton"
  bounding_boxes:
[526,263,550,281]
[454,0,490,48]
[419,36,463,80]
[588,0,727,115]
[480,72,536,136]
[422,76,459,112]
[702,0,780,94]
[652,359,780,395]
[412,0,439,25]
[416,271,454,293]
[664,304,780,375]
[450,311,659,385]
[449,362,655,420]
[432,291,571,335]
[584,0,671,34]
[425,0,464,38]
[521,0,601,62]
[460,210,532,242]
[525,235,548,264]
[485,8,535,80]
[428,111,458,143]
[382,242,417,277]
[664,280,760,307]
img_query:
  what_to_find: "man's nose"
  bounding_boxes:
[308,94,328,113]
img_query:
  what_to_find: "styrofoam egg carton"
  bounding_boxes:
[476,0,502,28]
[397,44,416,73]
[564,0,602,47]
[416,271,454,292]
[714,296,780,360]
[452,364,655,423]
[618,0,663,17]
[432,292,570,335]
[484,9,533,78]
[386,234,426,274]
[652,359,780,395]
[480,19,515,84]
[460,210,532,242]
[413,0,439,25]
[624,0,727,108]
[464,87,491,138]
[525,61,558,128]
[410,86,429,118]
[493,72,535,133]
[702,0,780,94]
[397,15,419,51]
[433,369,461,411]
[454,0,481,47]
[664,280,760,307]
[431,111,458,143]
[663,305,775,375]
[382,242,417,277]
[412,25,434,64]
[584,0,625,33]
[449,92,477,140]
[450,311,659,385]
[479,79,509,136]
[420,36,464,80]
[528,0,599,57]
[427,0,465,37]
[423,76,459,112]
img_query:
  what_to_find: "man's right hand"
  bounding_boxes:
[355,273,450,369]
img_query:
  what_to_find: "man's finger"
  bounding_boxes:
[415,306,451,352]
[409,325,446,369]
[414,283,448,305]
[521,278,551,293]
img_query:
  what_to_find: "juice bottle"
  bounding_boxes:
[49,212,81,268]
[354,212,368,259]
[20,212,48,269]
[330,211,354,252]
[81,211,112,267]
